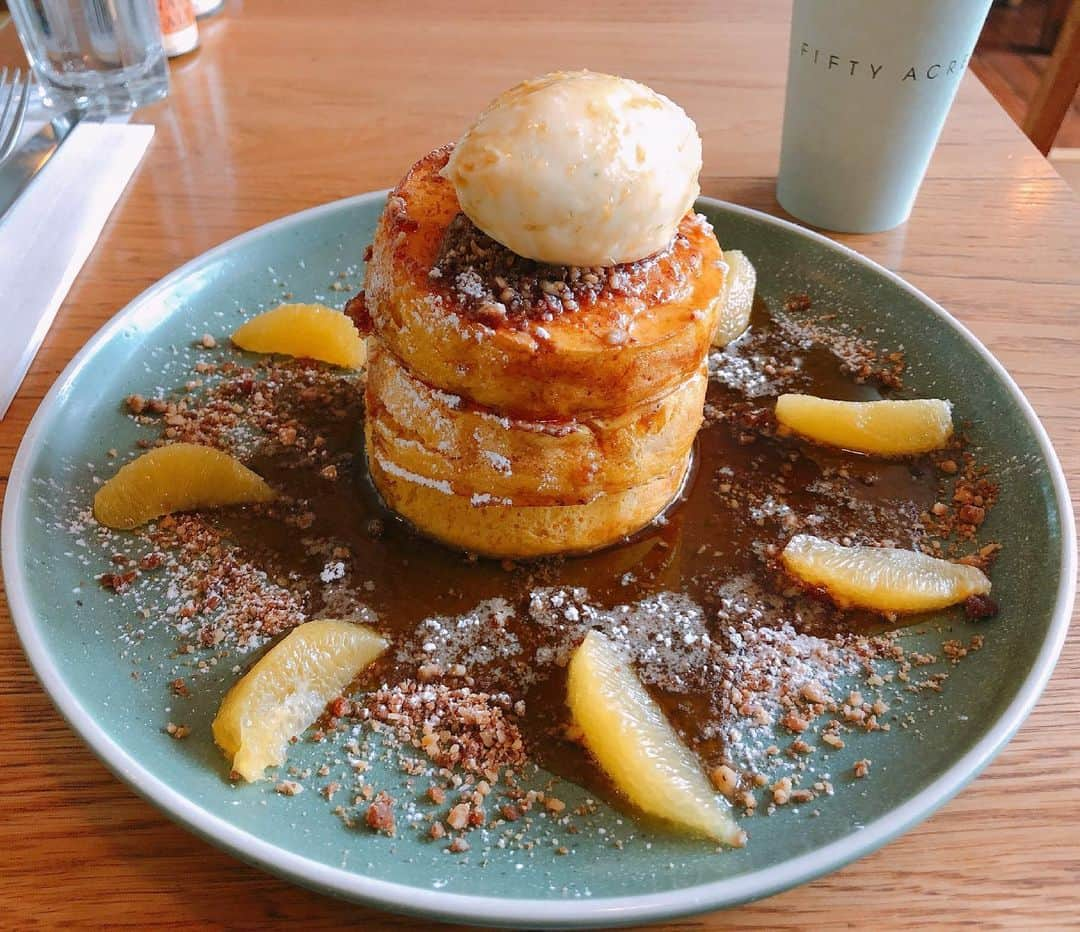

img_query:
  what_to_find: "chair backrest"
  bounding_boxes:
[1023,0,1080,154]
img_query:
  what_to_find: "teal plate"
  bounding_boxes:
[3,194,1074,928]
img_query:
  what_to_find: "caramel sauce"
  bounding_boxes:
[213,299,937,808]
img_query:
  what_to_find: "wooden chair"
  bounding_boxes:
[1023,0,1080,153]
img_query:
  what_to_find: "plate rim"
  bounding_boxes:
[3,192,1075,929]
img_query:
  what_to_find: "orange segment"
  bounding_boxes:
[567,630,742,845]
[782,534,991,614]
[775,394,952,456]
[93,443,275,529]
[213,619,388,781]
[231,303,366,368]
[712,249,756,347]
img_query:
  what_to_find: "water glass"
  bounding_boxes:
[7,0,169,113]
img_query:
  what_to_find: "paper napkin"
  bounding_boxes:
[0,121,155,418]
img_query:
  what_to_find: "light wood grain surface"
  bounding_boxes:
[1,1,1078,928]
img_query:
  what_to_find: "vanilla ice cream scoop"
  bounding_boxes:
[442,71,702,267]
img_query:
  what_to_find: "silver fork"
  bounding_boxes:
[0,67,32,166]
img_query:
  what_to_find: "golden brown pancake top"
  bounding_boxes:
[378,146,710,333]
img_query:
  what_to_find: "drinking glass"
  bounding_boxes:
[7,0,169,113]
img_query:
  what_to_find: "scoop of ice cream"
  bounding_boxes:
[442,71,702,267]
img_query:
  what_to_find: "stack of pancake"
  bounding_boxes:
[358,147,725,558]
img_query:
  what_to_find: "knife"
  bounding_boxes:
[0,109,83,223]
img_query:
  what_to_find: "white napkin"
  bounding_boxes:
[0,121,154,418]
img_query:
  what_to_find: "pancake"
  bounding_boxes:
[361,146,725,420]
[367,421,691,559]
[365,340,706,507]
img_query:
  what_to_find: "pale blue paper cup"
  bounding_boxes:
[777,0,992,234]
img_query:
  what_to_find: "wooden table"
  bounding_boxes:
[2,1,1078,927]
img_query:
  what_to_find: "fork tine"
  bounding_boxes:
[0,68,15,132]
[9,72,31,153]
[0,69,32,165]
